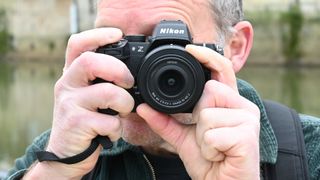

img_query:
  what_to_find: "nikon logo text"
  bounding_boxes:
[160,28,185,35]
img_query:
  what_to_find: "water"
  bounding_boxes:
[0,61,62,177]
[238,65,320,116]
[0,60,319,177]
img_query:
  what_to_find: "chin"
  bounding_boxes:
[120,113,165,147]
[171,113,194,124]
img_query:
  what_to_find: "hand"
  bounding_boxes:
[26,28,135,179]
[137,45,260,180]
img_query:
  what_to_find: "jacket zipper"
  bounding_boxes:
[142,154,156,180]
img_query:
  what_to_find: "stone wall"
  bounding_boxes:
[0,0,96,60]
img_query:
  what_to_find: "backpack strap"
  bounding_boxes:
[262,100,309,180]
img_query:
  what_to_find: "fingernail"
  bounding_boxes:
[105,28,123,40]
[185,44,204,55]
[185,44,197,50]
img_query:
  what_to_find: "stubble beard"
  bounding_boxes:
[120,113,194,147]
[120,113,165,147]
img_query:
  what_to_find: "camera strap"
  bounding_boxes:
[35,136,113,164]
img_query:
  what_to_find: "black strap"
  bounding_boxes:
[262,100,309,180]
[36,136,113,164]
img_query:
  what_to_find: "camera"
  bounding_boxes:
[95,20,223,114]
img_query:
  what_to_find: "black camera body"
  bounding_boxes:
[96,20,223,114]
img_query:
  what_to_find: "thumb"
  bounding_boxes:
[136,104,188,150]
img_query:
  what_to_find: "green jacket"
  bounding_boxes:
[5,79,320,180]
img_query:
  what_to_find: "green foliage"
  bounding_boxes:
[279,4,304,66]
[0,9,11,56]
[245,9,278,27]
[0,31,11,55]
[48,40,56,52]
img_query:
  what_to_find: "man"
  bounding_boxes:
[6,0,320,179]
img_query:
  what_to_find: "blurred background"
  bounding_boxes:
[0,0,319,178]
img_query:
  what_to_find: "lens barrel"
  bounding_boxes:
[137,45,206,114]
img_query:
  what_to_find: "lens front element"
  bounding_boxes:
[157,68,186,97]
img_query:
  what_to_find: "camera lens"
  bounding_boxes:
[158,68,185,97]
[137,45,206,114]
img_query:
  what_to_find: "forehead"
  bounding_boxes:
[95,0,217,42]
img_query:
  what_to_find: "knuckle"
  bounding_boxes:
[54,78,65,96]
[203,130,215,146]
[56,94,77,117]
[109,117,121,133]
[98,83,115,99]
[67,34,81,51]
[204,80,217,94]
[104,56,130,82]
[78,51,95,67]
[54,77,75,100]
[77,52,96,75]
[54,77,76,103]
[198,108,211,124]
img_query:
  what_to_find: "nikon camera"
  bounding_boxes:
[95,20,223,114]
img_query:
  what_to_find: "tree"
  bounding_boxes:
[279,2,304,66]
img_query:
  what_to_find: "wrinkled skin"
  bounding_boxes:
[24,0,260,179]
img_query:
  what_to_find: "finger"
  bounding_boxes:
[192,80,260,122]
[186,44,237,91]
[201,126,259,161]
[200,127,236,161]
[200,139,225,162]
[65,28,123,71]
[57,82,135,116]
[78,111,123,142]
[196,108,256,145]
[56,109,122,143]
[136,104,188,151]
[62,51,134,89]
[78,83,135,116]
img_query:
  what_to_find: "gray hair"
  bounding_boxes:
[208,0,244,44]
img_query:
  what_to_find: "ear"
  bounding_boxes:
[226,21,253,73]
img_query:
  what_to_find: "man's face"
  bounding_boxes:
[95,0,219,147]
[95,0,218,42]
